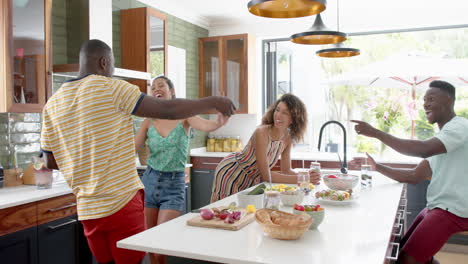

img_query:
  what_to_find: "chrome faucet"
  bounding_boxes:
[318,120,348,174]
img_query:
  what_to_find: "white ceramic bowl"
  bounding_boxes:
[293,208,325,229]
[237,190,264,209]
[279,192,304,206]
[323,173,359,191]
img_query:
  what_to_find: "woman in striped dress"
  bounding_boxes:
[211,94,321,202]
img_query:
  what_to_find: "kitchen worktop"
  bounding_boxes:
[190,147,420,165]
[0,181,72,210]
[118,172,405,264]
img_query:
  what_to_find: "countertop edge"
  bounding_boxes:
[0,183,73,210]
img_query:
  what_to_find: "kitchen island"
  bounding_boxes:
[118,172,405,264]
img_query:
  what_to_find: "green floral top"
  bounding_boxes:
[146,122,189,172]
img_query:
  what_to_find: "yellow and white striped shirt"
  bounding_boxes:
[41,74,144,220]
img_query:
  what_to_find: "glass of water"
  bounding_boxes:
[296,168,311,195]
[361,164,373,190]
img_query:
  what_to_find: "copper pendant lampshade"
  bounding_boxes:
[248,0,326,19]
[290,14,347,45]
[316,42,360,58]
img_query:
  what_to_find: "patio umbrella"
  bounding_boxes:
[326,52,468,137]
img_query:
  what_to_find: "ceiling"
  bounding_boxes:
[139,0,468,37]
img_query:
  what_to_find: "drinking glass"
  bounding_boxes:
[33,157,53,189]
[296,168,311,195]
[361,164,373,190]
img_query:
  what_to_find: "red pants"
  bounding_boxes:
[401,207,468,262]
[81,190,146,264]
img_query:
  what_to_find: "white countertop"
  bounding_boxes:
[0,182,72,210]
[190,147,420,165]
[118,172,404,264]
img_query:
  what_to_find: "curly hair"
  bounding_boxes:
[262,93,308,143]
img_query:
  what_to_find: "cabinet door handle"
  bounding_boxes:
[201,162,219,165]
[193,170,211,174]
[386,242,400,260]
[393,223,403,237]
[47,203,77,212]
[48,219,77,230]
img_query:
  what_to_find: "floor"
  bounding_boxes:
[436,244,468,263]
[435,251,468,263]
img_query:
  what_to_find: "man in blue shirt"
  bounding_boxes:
[352,80,468,264]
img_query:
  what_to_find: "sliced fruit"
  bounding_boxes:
[246,204,256,213]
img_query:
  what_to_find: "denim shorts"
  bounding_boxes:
[141,167,186,212]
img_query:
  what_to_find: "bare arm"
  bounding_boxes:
[186,113,229,132]
[134,119,150,152]
[133,96,236,120]
[352,120,446,158]
[364,153,432,184]
[43,152,59,170]
[254,128,296,184]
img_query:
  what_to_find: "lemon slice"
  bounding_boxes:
[34,162,44,170]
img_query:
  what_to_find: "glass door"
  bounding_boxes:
[11,0,46,107]
[200,39,221,97]
[224,36,246,112]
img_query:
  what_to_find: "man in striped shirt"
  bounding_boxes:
[40,39,235,264]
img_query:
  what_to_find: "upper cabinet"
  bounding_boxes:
[199,34,256,114]
[121,7,167,93]
[0,0,52,113]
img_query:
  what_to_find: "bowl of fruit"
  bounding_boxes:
[293,204,325,229]
[322,173,359,191]
[278,186,304,207]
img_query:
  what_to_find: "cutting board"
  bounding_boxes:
[187,209,255,231]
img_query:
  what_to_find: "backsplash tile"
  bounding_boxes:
[0,113,42,171]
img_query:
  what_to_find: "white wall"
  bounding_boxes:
[209,114,258,146]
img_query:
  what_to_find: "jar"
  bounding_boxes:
[223,136,231,152]
[235,136,243,152]
[214,136,224,152]
[206,135,215,152]
[264,191,280,210]
[230,136,239,152]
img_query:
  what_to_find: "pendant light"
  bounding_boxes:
[290,13,346,45]
[316,42,360,57]
[316,0,360,57]
[248,0,326,19]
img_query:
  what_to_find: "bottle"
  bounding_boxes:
[223,136,231,152]
[207,135,215,152]
[361,164,373,190]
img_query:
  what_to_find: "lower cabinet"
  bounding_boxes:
[0,215,92,264]
[191,169,215,210]
[37,215,87,264]
[0,226,38,264]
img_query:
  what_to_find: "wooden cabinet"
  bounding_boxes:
[0,0,52,113]
[0,194,92,264]
[199,34,256,114]
[121,7,167,93]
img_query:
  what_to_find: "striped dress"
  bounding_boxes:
[210,129,285,202]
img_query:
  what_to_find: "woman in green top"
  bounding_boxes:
[135,76,228,264]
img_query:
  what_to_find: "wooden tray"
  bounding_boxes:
[187,209,255,231]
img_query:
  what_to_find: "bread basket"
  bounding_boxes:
[255,208,312,240]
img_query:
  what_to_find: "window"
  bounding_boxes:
[263,27,468,160]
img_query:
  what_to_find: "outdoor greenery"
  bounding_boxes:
[322,28,468,156]
[150,50,164,77]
